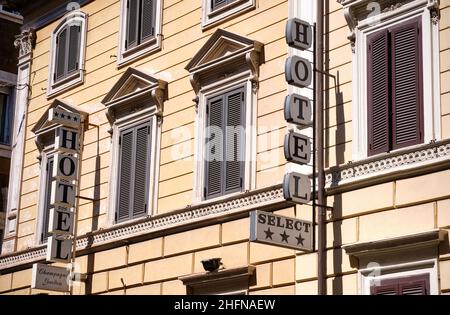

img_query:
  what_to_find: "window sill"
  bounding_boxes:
[325,139,450,193]
[202,0,255,31]
[47,71,84,99]
[117,37,161,69]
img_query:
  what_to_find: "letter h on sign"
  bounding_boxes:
[55,127,79,153]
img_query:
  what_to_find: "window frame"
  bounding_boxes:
[193,72,257,204]
[47,10,88,98]
[202,0,256,30]
[35,148,56,245]
[352,4,441,161]
[108,110,161,226]
[359,259,439,295]
[0,90,13,146]
[117,0,163,67]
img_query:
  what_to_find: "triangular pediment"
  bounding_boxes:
[185,29,263,71]
[32,99,87,135]
[102,68,162,105]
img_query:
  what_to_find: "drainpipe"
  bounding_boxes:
[315,0,326,296]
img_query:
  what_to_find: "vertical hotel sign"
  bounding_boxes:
[32,108,82,292]
[283,18,314,205]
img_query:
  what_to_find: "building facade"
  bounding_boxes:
[0,0,449,295]
[0,2,22,254]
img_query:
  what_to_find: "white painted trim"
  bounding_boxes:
[117,0,163,67]
[352,2,441,161]
[192,70,257,204]
[47,11,88,98]
[202,0,255,30]
[107,107,160,227]
[359,259,439,295]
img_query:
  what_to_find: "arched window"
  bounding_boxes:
[48,10,87,97]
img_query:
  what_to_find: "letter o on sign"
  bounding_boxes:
[53,153,78,181]
[285,56,312,88]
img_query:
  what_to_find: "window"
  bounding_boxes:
[116,121,152,223]
[102,68,166,225]
[40,155,54,243]
[118,0,162,66]
[0,92,12,145]
[348,0,441,161]
[204,88,245,200]
[367,17,423,156]
[371,274,430,295]
[186,29,263,203]
[202,0,255,29]
[48,10,87,97]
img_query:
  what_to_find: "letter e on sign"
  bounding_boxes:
[284,131,311,165]
[48,207,74,236]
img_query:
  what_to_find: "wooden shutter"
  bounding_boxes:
[367,29,390,156]
[140,0,156,41]
[117,122,152,222]
[211,0,228,11]
[205,96,224,199]
[132,123,151,217]
[117,129,134,222]
[67,24,81,74]
[391,18,423,150]
[55,28,68,80]
[126,0,139,49]
[42,156,54,242]
[224,89,245,194]
[371,274,430,295]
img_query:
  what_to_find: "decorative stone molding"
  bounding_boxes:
[337,0,439,51]
[343,229,447,258]
[185,29,264,94]
[0,186,285,270]
[326,139,450,189]
[13,28,36,58]
[102,68,168,124]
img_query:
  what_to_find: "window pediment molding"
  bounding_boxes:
[31,99,88,151]
[101,68,168,124]
[185,29,264,96]
[337,0,439,50]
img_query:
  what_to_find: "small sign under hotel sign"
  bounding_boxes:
[250,210,313,251]
[31,263,70,293]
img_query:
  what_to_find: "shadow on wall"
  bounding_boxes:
[324,0,346,295]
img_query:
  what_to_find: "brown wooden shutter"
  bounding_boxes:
[367,29,390,156]
[371,274,430,295]
[132,122,151,217]
[224,89,245,194]
[391,18,423,150]
[117,129,134,222]
[205,96,224,199]
[42,156,54,242]
[140,0,156,41]
[67,24,81,74]
[55,28,68,80]
[126,0,139,49]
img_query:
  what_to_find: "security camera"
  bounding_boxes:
[201,257,222,272]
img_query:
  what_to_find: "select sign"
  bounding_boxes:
[250,210,313,251]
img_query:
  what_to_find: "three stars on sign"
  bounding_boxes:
[263,228,305,246]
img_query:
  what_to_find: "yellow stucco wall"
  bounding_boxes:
[0,0,449,295]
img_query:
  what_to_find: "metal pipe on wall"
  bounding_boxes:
[315,0,326,295]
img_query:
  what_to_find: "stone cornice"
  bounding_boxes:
[325,139,450,192]
[0,185,285,271]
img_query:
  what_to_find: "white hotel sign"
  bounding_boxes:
[31,263,70,293]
